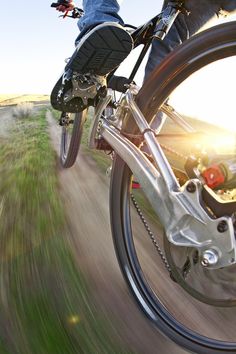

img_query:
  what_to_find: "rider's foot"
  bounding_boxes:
[66,22,133,75]
[51,23,133,112]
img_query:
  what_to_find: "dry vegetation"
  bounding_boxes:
[12,102,34,119]
[0,94,49,107]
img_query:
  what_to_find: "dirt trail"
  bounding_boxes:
[46,111,187,354]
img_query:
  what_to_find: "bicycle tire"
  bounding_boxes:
[110,21,236,353]
[60,110,87,168]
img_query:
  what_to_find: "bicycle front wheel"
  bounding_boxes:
[110,21,236,353]
[60,110,87,168]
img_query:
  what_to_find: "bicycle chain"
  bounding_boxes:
[160,143,187,162]
[131,193,172,275]
[131,143,191,279]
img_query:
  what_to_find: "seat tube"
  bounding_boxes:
[154,2,182,40]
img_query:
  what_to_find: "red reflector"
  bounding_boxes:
[202,165,225,189]
[132,181,141,189]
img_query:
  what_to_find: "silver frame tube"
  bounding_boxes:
[98,86,236,269]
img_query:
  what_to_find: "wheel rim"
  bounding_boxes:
[60,111,85,168]
[61,125,70,163]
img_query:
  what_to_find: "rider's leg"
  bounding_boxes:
[65,0,132,76]
[146,0,236,131]
[145,0,236,79]
[76,0,124,44]
[221,0,236,13]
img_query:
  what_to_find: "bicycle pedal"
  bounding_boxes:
[63,72,107,105]
[51,75,86,113]
[51,72,107,113]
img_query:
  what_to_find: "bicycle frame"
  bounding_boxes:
[87,83,236,270]
[85,1,236,270]
[127,1,184,81]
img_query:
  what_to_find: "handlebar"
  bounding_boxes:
[51,2,60,7]
[51,0,70,8]
[51,1,84,19]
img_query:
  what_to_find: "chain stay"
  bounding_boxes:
[129,140,190,280]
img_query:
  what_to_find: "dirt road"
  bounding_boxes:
[47,111,187,354]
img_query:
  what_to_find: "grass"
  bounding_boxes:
[0,109,132,354]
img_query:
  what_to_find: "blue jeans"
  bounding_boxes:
[77,0,236,80]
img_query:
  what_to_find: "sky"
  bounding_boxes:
[0,0,163,95]
[1,1,236,126]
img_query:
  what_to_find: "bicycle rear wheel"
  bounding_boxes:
[110,21,236,353]
[60,110,87,168]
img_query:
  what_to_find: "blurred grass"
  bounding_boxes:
[0,109,132,354]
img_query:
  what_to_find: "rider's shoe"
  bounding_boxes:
[51,23,133,113]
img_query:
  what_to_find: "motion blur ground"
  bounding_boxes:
[0,103,138,354]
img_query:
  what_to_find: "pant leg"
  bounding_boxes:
[145,0,236,80]
[76,0,124,43]
[221,0,236,13]
[146,0,236,131]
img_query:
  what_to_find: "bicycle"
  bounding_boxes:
[51,1,236,353]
